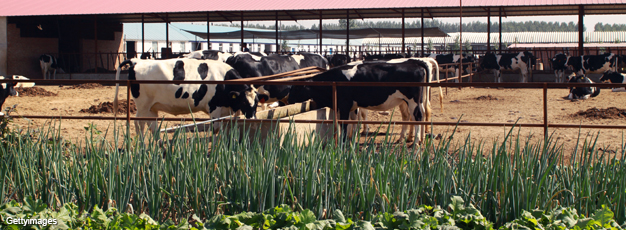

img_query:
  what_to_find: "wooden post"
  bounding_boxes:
[543,83,548,140]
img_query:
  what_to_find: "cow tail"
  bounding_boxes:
[427,58,444,113]
[114,60,134,116]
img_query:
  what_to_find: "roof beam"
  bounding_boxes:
[215,11,232,23]
[425,8,434,19]
[284,11,297,21]
[353,9,364,20]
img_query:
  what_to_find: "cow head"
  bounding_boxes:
[0,76,18,112]
[600,70,625,84]
[567,75,599,100]
[521,51,537,68]
[228,85,259,119]
[551,53,569,71]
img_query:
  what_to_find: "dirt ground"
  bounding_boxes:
[4,85,626,155]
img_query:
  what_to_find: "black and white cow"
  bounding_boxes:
[426,53,476,82]
[0,76,18,116]
[39,54,63,79]
[113,58,259,137]
[567,75,600,100]
[552,53,618,82]
[290,52,329,69]
[226,52,300,107]
[288,58,438,144]
[480,51,536,83]
[347,57,443,142]
[600,70,626,92]
[182,50,234,62]
[327,54,351,68]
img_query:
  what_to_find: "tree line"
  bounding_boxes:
[217,20,626,32]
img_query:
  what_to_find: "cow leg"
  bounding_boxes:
[347,109,359,139]
[41,65,47,80]
[359,109,369,134]
[407,100,423,147]
[52,69,56,80]
[135,109,158,140]
[397,102,415,143]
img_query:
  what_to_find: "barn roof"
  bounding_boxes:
[2,0,626,23]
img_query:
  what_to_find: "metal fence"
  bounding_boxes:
[4,69,626,140]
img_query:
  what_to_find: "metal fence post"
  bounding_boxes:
[332,82,338,145]
[543,83,548,140]
[127,80,131,128]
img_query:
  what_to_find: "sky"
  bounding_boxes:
[228,15,626,32]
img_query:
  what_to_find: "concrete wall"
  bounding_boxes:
[7,23,57,79]
[81,31,124,72]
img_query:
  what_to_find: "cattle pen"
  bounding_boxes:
[3,65,626,144]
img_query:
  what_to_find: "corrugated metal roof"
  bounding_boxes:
[2,0,626,22]
[362,31,626,45]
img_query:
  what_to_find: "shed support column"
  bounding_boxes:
[346,10,350,57]
[319,11,323,55]
[94,15,98,73]
[578,5,584,55]
[141,14,145,55]
[499,7,502,52]
[241,11,244,52]
[166,13,169,50]
[402,9,405,54]
[487,9,491,53]
[207,13,210,50]
[276,12,279,53]
[421,8,424,57]
[0,17,7,76]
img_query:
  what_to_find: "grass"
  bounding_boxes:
[0,117,624,227]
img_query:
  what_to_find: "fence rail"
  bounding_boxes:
[3,77,626,140]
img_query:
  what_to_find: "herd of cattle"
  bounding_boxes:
[1,50,625,143]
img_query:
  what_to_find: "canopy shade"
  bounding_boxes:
[183,27,449,40]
